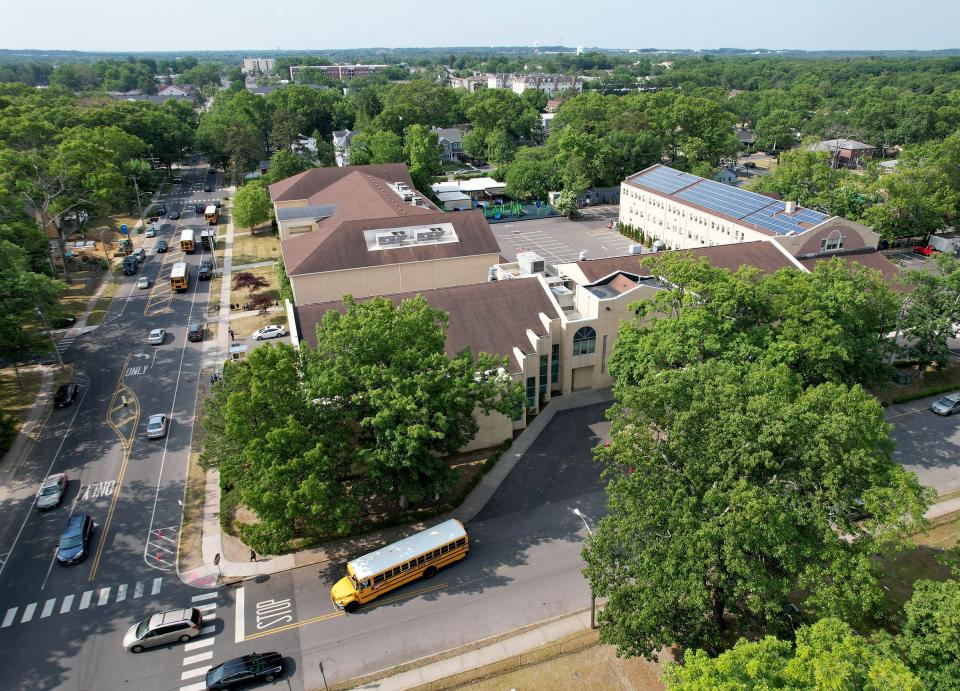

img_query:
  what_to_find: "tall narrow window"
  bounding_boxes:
[539,355,548,398]
[551,344,560,384]
[526,376,536,409]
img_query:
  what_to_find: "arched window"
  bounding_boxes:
[573,327,596,356]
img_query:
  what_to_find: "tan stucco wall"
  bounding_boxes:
[773,217,879,257]
[462,408,514,453]
[290,253,501,304]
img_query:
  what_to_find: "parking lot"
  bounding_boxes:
[490,205,637,265]
[887,392,960,497]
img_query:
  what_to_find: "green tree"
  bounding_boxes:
[897,578,960,690]
[0,240,66,366]
[403,124,442,178]
[897,254,960,373]
[754,108,801,152]
[231,180,272,229]
[503,146,556,200]
[349,129,404,165]
[586,358,929,658]
[270,108,304,151]
[302,296,522,506]
[265,149,314,184]
[664,618,921,690]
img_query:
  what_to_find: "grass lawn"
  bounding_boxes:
[228,312,286,338]
[229,266,280,306]
[222,232,280,268]
[878,511,959,614]
[85,281,118,327]
[59,270,106,317]
[0,364,74,430]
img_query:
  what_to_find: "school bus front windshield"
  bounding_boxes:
[330,519,468,612]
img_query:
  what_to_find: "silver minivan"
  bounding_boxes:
[123,608,202,652]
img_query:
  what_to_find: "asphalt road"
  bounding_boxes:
[0,161,229,691]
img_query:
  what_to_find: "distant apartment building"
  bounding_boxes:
[242,58,276,75]
[448,75,486,92]
[486,73,582,96]
[288,64,391,81]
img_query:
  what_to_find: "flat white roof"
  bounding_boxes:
[348,519,466,581]
[458,176,505,193]
[171,261,187,278]
[431,182,460,194]
[437,190,471,202]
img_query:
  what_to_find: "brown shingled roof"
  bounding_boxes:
[269,163,418,202]
[575,241,798,283]
[295,278,559,363]
[798,250,905,291]
[283,209,501,276]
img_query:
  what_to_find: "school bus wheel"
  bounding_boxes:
[423,566,438,580]
[344,600,359,613]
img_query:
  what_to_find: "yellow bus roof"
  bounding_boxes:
[348,519,466,581]
[180,228,195,241]
[171,262,188,279]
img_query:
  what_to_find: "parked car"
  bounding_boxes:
[54,382,80,407]
[146,413,168,439]
[147,328,166,345]
[145,225,157,238]
[252,325,287,341]
[131,248,147,264]
[156,240,169,253]
[913,245,938,256]
[169,210,180,220]
[744,161,757,169]
[931,392,960,416]
[198,260,213,280]
[123,608,202,653]
[147,216,160,224]
[56,514,93,564]
[187,322,204,342]
[37,472,68,510]
[51,313,76,329]
[137,276,151,289]
[205,652,284,689]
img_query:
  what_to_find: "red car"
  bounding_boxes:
[913,245,938,256]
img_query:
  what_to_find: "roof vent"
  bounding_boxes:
[415,227,445,242]
[785,200,797,214]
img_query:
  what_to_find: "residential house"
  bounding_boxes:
[809,138,875,169]
[448,75,486,92]
[715,166,739,184]
[432,127,465,162]
[332,129,355,167]
[157,84,194,98]
[735,127,756,149]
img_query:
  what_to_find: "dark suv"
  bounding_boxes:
[54,382,80,407]
[56,514,93,564]
[205,652,284,689]
[187,322,204,342]
[198,260,213,280]
[122,256,138,275]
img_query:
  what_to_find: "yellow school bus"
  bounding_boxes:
[205,205,219,225]
[179,228,195,253]
[170,261,189,291]
[330,519,468,612]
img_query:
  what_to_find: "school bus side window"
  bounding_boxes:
[417,556,425,565]
[401,562,410,572]
[456,538,466,547]
[440,544,449,554]
[373,574,384,585]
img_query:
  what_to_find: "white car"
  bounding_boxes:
[252,325,287,341]
[147,328,166,345]
[146,414,168,439]
[137,276,150,289]
[145,225,157,238]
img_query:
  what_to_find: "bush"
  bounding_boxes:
[0,413,18,454]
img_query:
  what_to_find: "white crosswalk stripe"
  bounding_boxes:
[195,602,216,612]
[183,637,215,651]
[180,682,208,691]
[182,651,213,665]
[180,667,208,680]
[0,578,169,628]
[190,592,217,603]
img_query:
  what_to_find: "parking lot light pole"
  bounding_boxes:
[573,508,598,629]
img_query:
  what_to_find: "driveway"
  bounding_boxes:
[490,207,636,265]
[887,393,960,497]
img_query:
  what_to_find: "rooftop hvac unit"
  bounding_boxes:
[416,228,445,242]
[517,251,545,275]
[377,232,407,246]
[403,193,414,202]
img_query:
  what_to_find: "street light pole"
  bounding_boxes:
[100,229,116,284]
[33,306,64,371]
[573,508,598,630]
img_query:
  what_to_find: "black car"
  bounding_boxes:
[155,205,167,216]
[122,256,138,275]
[51,313,77,329]
[196,204,206,214]
[213,200,222,208]
[56,514,93,564]
[54,382,80,407]
[198,260,213,280]
[156,240,169,253]
[205,652,283,689]
[187,322,204,342]
[169,210,180,220]
[204,186,213,193]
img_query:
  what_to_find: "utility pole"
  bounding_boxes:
[100,229,116,284]
[34,306,64,371]
[131,175,146,238]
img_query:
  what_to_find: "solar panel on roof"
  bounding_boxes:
[630,166,700,195]
[676,180,777,220]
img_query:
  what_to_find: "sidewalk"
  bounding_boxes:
[0,367,55,482]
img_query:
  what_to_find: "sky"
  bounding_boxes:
[4,0,960,53]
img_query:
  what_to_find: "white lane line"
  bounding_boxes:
[98,587,111,606]
[235,586,245,643]
[20,603,37,623]
[2,607,18,627]
[201,612,215,622]
[191,592,217,603]
[180,667,209,681]
[116,583,127,602]
[182,651,214,665]
[79,590,93,609]
[195,602,216,612]
[40,599,56,618]
[134,581,144,598]
[59,595,74,614]
[151,577,162,595]
[180,682,208,691]
[200,625,216,635]
[183,637,215,651]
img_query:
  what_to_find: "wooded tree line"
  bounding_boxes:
[584,253,958,687]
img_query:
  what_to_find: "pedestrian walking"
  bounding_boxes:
[228,328,234,341]
[249,549,256,562]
